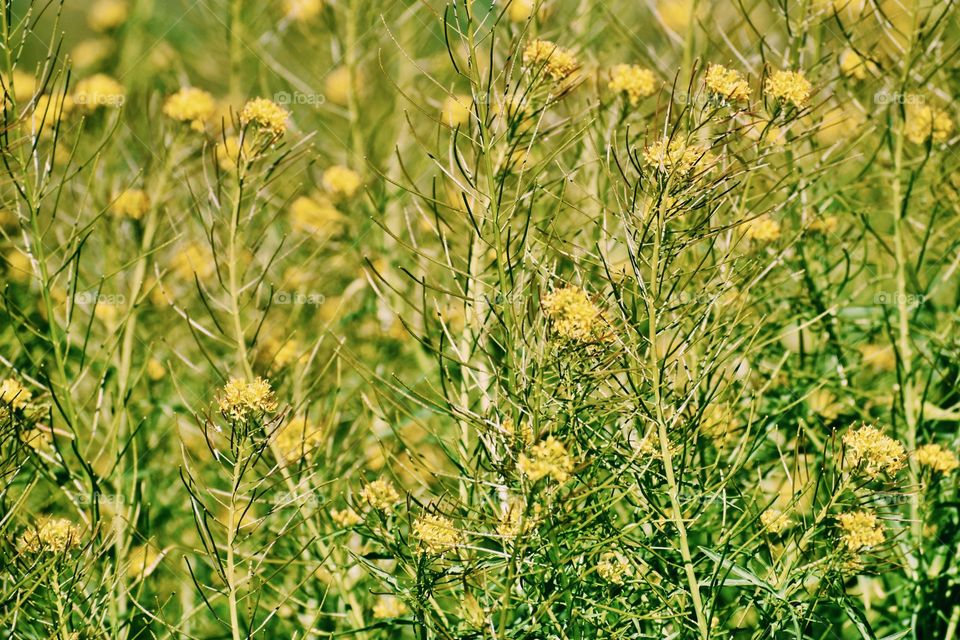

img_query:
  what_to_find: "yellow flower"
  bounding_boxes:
[838,49,876,80]
[126,544,162,580]
[216,135,249,170]
[744,215,781,242]
[522,39,579,82]
[322,165,362,199]
[608,64,657,105]
[70,38,115,70]
[657,0,694,31]
[765,69,812,109]
[218,377,278,423]
[372,596,407,619]
[837,511,885,551]
[273,417,324,462]
[330,507,363,528]
[2,70,37,103]
[111,189,150,219]
[706,64,751,102]
[542,286,606,343]
[288,195,343,234]
[413,514,463,554]
[283,0,323,22]
[441,94,472,127]
[163,87,216,130]
[4,250,33,283]
[808,215,839,234]
[19,517,84,554]
[508,0,534,22]
[146,358,166,381]
[88,0,128,32]
[239,97,289,136]
[0,377,32,410]
[496,497,540,538]
[73,74,125,110]
[904,101,953,145]
[643,137,709,175]
[359,478,401,511]
[760,508,791,534]
[597,552,631,584]
[324,66,353,107]
[915,444,959,475]
[842,424,906,478]
[859,343,896,371]
[170,241,214,280]
[517,436,574,482]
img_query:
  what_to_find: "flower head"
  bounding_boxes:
[239,97,289,136]
[744,215,781,242]
[163,87,216,130]
[19,517,84,554]
[608,64,656,105]
[372,596,407,619]
[765,69,812,109]
[322,165,362,200]
[218,377,278,423]
[915,443,959,475]
[509,0,535,22]
[517,436,574,482]
[597,552,631,584]
[359,478,401,510]
[330,507,363,528]
[0,377,32,410]
[542,286,607,343]
[842,424,906,478]
[111,189,150,219]
[760,508,791,534]
[413,513,463,554]
[904,101,953,145]
[88,0,128,32]
[73,74,125,110]
[324,66,353,106]
[837,511,885,551]
[522,39,579,82]
[274,417,324,462]
[706,64,751,102]
[839,49,877,80]
[643,137,710,175]
[283,0,323,21]
[289,195,343,234]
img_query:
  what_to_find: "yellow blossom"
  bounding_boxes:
[126,544,162,580]
[441,94,472,127]
[216,135,249,170]
[239,97,289,136]
[859,343,896,371]
[413,514,463,554]
[760,508,791,534]
[839,49,876,80]
[372,596,407,619]
[70,38,115,70]
[542,286,606,343]
[765,69,812,109]
[915,444,959,475]
[643,137,709,174]
[18,517,84,553]
[330,507,363,527]
[2,69,37,103]
[608,64,657,105]
[274,417,324,462]
[522,39,579,82]
[597,552,631,584]
[111,189,150,219]
[163,87,216,130]
[0,377,32,410]
[842,424,906,478]
[744,215,781,242]
[322,165,362,199]
[359,478,401,510]
[88,0,128,32]
[509,0,534,22]
[705,64,751,102]
[837,511,885,551]
[170,241,214,280]
[218,377,278,423]
[517,436,574,482]
[73,74,125,110]
[324,66,353,106]
[288,195,343,234]
[283,0,323,21]
[904,101,953,145]
[145,358,165,381]
[808,215,839,234]
[496,497,540,538]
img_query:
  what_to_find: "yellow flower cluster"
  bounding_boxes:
[518,436,574,482]
[330,507,363,528]
[289,195,342,234]
[496,498,540,538]
[359,478,401,510]
[239,97,289,137]
[904,102,953,145]
[597,552,631,584]
[744,215,781,242]
[163,87,216,130]
[838,49,876,80]
[765,69,812,109]
[413,513,463,555]
[441,94,472,127]
[88,0,128,32]
[837,511,885,551]
[0,377,32,410]
[73,74,125,111]
[322,165,362,199]
[218,377,278,423]
[111,189,150,220]
[19,517,84,553]
[842,424,906,478]
[522,39,579,82]
[274,417,324,462]
[915,443,959,475]
[760,508,791,534]
[372,596,407,619]
[324,66,353,106]
[283,0,323,22]
[643,137,709,175]
[542,286,605,343]
[705,64,751,102]
[509,0,535,22]
[608,64,656,105]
